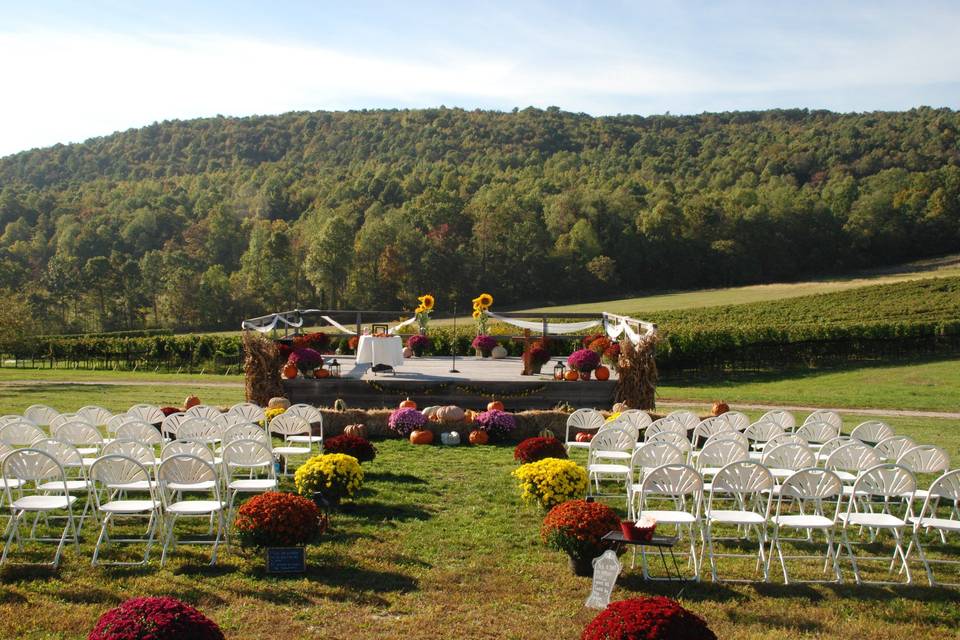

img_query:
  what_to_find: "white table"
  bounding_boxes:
[356,335,405,368]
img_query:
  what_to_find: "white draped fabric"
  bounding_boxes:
[241,313,304,333]
[356,335,405,367]
[602,313,656,345]
[321,315,356,335]
[387,316,419,335]
[485,311,601,334]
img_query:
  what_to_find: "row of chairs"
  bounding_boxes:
[626,460,960,586]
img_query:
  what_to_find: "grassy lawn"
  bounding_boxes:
[1,432,959,639]
[0,367,243,385]
[659,358,960,414]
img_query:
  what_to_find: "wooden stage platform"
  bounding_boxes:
[282,356,617,410]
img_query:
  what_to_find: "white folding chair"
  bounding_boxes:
[795,421,840,451]
[666,410,699,433]
[817,436,854,464]
[692,416,735,448]
[221,439,277,540]
[850,421,894,445]
[30,438,94,528]
[89,455,160,566]
[106,414,138,438]
[157,455,224,566]
[269,414,313,475]
[634,463,704,580]
[645,416,687,439]
[907,469,960,586]
[1,449,79,567]
[703,430,749,452]
[162,441,216,467]
[282,405,324,451]
[838,463,917,585]
[77,405,113,427]
[161,412,190,441]
[762,443,816,484]
[49,413,92,433]
[126,404,164,425]
[586,427,633,498]
[628,442,686,516]
[185,405,225,422]
[115,421,164,448]
[767,468,844,584]
[644,431,692,461]
[897,445,950,501]
[0,420,46,447]
[802,410,841,432]
[758,409,795,432]
[102,440,159,482]
[703,461,775,582]
[222,423,272,448]
[564,408,605,453]
[743,421,784,451]
[176,418,223,452]
[227,403,266,425]
[0,443,24,509]
[618,409,652,431]
[874,435,917,463]
[723,411,750,432]
[695,439,749,489]
[825,442,882,486]
[23,405,59,429]
[595,419,638,460]
[51,420,104,457]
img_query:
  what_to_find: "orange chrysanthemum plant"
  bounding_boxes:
[233,492,327,549]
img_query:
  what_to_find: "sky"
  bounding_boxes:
[0,0,958,157]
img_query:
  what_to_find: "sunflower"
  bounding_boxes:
[472,309,482,319]
[415,305,426,314]
[478,293,493,308]
[418,294,435,310]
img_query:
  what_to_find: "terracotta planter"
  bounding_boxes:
[579,370,592,381]
[568,554,594,577]
[475,349,492,358]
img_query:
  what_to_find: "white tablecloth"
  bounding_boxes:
[356,335,405,367]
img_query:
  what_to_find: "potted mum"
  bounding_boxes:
[88,596,224,640]
[581,597,717,640]
[567,348,601,380]
[513,458,588,509]
[323,433,377,463]
[514,436,568,464]
[522,340,551,375]
[541,499,622,576]
[294,453,364,506]
[472,334,497,358]
[233,491,327,573]
[473,409,517,441]
[388,407,427,437]
[407,334,430,357]
[289,347,323,377]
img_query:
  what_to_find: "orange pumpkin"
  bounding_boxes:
[343,424,367,438]
[468,429,489,445]
[409,429,433,445]
[564,370,579,381]
[487,400,504,412]
[400,398,417,409]
[712,401,730,416]
[575,431,593,442]
[594,365,610,381]
[282,363,299,379]
[464,410,476,424]
[184,395,200,410]
[315,368,330,378]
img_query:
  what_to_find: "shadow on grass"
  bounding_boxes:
[244,559,419,599]
[337,501,433,523]
[173,563,239,577]
[0,588,26,604]
[752,582,824,601]
[56,586,124,604]
[365,471,428,485]
[0,564,59,583]
[823,582,960,603]
[617,576,744,603]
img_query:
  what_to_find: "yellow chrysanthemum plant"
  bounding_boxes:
[471,292,494,336]
[415,293,435,333]
[294,453,364,506]
[511,457,588,510]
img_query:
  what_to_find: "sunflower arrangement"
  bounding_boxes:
[471,292,494,335]
[414,293,435,333]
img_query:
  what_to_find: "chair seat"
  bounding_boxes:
[699,467,722,477]
[748,451,763,461]
[37,480,90,492]
[167,480,216,491]
[109,480,159,491]
[286,435,322,444]
[594,451,631,460]
[166,500,223,515]
[839,513,907,528]
[76,446,99,456]
[228,479,277,491]
[773,514,834,528]
[100,499,157,514]
[588,463,630,475]
[0,478,23,489]
[833,470,857,482]
[12,495,77,511]
[909,516,960,531]
[567,441,590,450]
[273,446,311,456]
[708,510,766,525]
[768,468,797,480]
[640,510,696,524]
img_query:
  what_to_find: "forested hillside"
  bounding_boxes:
[1,106,958,334]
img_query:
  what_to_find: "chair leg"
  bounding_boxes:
[842,527,861,585]
[91,512,111,566]
[160,513,178,567]
[1,511,23,564]
[210,511,223,565]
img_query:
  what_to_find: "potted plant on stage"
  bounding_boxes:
[522,340,551,375]
[567,348,601,380]
[471,334,498,358]
[233,491,328,574]
[289,347,323,378]
[415,293,435,334]
[407,334,430,357]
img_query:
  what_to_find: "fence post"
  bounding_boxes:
[356,311,362,338]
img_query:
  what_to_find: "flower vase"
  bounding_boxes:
[302,369,314,379]
[475,349,492,359]
[580,370,592,381]
[568,554,594,577]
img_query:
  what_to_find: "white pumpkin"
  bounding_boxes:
[491,345,508,359]
[440,431,461,446]
[268,397,291,409]
[436,405,465,422]
[402,346,414,358]
[421,406,441,420]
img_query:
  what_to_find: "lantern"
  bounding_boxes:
[328,358,341,378]
[553,360,566,381]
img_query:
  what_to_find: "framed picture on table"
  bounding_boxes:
[372,324,389,336]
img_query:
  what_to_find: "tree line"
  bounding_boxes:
[0,106,958,336]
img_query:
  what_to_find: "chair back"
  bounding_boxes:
[286,403,323,425]
[803,410,841,431]
[176,418,222,445]
[874,435,917,462]
[50,413,93,432]
[666,410,699,432]
[161,412,190,440]
[2,449,67,495]
[762,443,815,470]
[692,416,735,443]
[618,409,652,430]
[223,423,271,447]
[896,445,950,474]
[632,441,685,471]
[90,454,157,501]
[588,426,635,458]
[269,413,311,438]
[598,418,638,441]
[847,464,916,518]
[646,416,686,438]
[758,409,795,432]
[916,470,960,520]
[228,402,266,424]
[52,420,104,448]
[825,441,882,474]
[697,438,748,470]
[221,439,275,480]
[709,461,774,513]
[640,463,703,498]
[743,421,784,446]
[31,438,86,472]
[795,420,839,446]
[722,411,750,431]
[703,430,749,450]
[102,439,157,469]
[644,431,691,455]
[161,440,215,464]
[126,404,165,425]
[775,468,844,521]
[158,455,220,503]
[850,421,894,444]
[106,414,138,435]
[818,436,853,461]
[565,408,604,442]
[77,405,113,426]
[0,419,46,446]
[23,404,59,427]
[116,421,164,446]
[185,405,223,422]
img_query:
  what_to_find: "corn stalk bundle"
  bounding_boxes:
[243,331,283,405]
[614,334,658,410]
